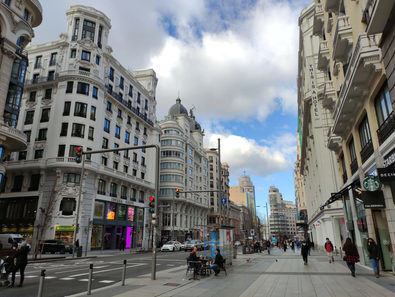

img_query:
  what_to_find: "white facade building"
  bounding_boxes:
[0,5,159,252]
[158,98,209,243]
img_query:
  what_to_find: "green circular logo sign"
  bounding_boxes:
[363,176,380,192]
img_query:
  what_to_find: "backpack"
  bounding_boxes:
[325,241,333,252]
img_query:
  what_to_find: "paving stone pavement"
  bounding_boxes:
[69,248,395,297]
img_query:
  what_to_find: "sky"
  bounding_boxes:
[34,0,312,220]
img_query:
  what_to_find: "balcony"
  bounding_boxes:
[377,111,394,145]
[317,40,330,71]
[360,140,374,163]
[327,129,342,152]
[0,123,27,151]
[364,0,394,35]
[25,74,59,89]
[332,16,353,63]
[312,3,324,36]
[333,33,382,137]
[322,80,336,111]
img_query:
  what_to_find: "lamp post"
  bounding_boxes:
[257,203,269,240]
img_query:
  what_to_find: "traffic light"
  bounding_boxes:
[175,188,180,198]
[220,217,224,222]
[75,146,82,163]
[148,196,155,213]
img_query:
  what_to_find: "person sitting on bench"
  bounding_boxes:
[210,248,224,276]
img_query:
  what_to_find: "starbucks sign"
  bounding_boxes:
[363,176,381,192]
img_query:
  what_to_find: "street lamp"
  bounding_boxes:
[257,203,269,240]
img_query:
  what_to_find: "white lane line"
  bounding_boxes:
[78,279,91,282]
[45,276,57,279]
[68,264,145,278]
[24,275,38,278]
[59,277,75,280]
[99,280,115,283]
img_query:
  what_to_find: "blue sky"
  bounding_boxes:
[36,0,312,219]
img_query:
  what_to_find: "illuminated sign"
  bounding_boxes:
[107,211,115,220]
[128,207,135,222]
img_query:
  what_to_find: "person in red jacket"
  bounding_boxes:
[342,238,359,277]
[324,238,334,263]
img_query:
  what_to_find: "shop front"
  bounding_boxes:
[55,225,75,244]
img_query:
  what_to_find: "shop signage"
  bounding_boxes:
[55,225,75,231]
[363,176,381,191]
[377,163,395,183]
[383,148,395,167]
[308,64,319,118]
[360,191,385,208]
[111,197,134,206]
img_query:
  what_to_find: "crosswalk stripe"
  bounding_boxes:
[45,276,56,279]
[59,277,75,280]
[24,275,38,278]
[99,280,115,283]
[68,263,145,278]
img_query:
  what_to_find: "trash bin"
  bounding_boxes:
[77,246,82,257]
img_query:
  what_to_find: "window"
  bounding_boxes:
[81,50,91,61]
[136,121,140,130]
[114,143,119,155]
[98,179,106,195]
[29,174,40,191]
[137,92,141,103]
[102,156,107,166]
[77,82,89,95]
[29,91,36,102]
[375,82,393,127]
[32,73,39,83]
[34,149,43,159]
[70,49,76,58]
[124,150,129,159]
[4,0,10,6]
[88,126,94,140]
[74,102,87,117]
[40,108,50,122]
[117,108,122,118]
[349,138,356,162]
[66,81,73,93]
[132,169,137,176]
[141,156,145,166]
[37,128,47,141]
[24,130,31,142]
[58,144,65,157]
[96,55,100,65]
[143,127,147,136]
[109,67,114,81]
[11,175,23,192]
[144,99,148,110]
[92,86,98,99]
[72,18,80,40]
[110,182,117,197]
[82,19,95,41]
[63,101,71,116]
[359,115,371,149]
[139,191,145,202]
[18,151,26,160]
[133,152,138,162]
[98,25,103,48]
[134,136,138,146]
[72,123,85,138]
[121,185,127,199]
[102,137,108,149]
[104,119,110,133]
[60,122,68,136]
[25,111,34,124]
[123,165,128,173]
[63,173,81,184]
[141,172,145,180]
[142,141,146,153]
[59,198,76,216]
[47,71,55,81]
[131,188,137,200]
[44,88,52,99]
[129,85,133,97]
[49,52,57,66]
[127,116,131,125]
[115,125,120,138]
[106,101,112,112]
[90,106,96,120]
[34,56,42,69]
[125,131,130,144]
[113,161,118,170]
[120,77,124,90]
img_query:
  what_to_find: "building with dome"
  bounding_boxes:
[0,5,158,252]
[158,98,209,242]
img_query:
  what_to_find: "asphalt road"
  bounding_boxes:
[1,250,194,297]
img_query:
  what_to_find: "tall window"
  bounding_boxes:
[23,9,29,21]
[137,92,141,103]
[44,88,52,99]
[71,123,85,138]
[119,77,124,90]
[102,137,108,149]
[25,111,34,124]
[92,86,98,99]
[29,174,40,191]
[110,182,117,197]
[375,82,393,127]
[34,149,43,159]
[88,126,94,140]
[72,18,80,41]
[359,115,371,149]
[104,119,110,133]
[98,179,106,195]
[129,85,133,97]
[66,81,73,93]
[70,49,76,58]
[77,82,89,95]
[125,131,130,144]
[82,19,96,41]
[63,101,71,116]
[115,125,120,138]
[29,91,36,102]
[109,67,114,81]
[49,52,57,66]
[60,122,68,136]
[98,25,103,48]
[81,50,91,62]
[34,56,42,69]
[40,108,50,122]
[90,106,96,120]
[58,144,65,157]
[11,175,23,192]
[74,102,87,117]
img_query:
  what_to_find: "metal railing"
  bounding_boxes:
[25,74,59,86]
[377,111,394,145]
[350,159,358,175]
[360,139,374,163]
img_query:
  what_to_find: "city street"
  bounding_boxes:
[0,250,193,297]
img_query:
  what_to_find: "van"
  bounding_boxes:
[0,234,24,249]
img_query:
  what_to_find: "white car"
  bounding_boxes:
[161,241,182,252]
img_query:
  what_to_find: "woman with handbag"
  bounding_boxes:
[342,238,359,277]
[367,238,380,278]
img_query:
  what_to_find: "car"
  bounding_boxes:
[184,240,203,251]
[180,242,187,250]
[234,241,241,246]
[160,241,181,252]
[0,234,24,249]
[40,240,73,254]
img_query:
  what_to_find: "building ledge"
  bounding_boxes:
[318,40,330,71]
[365,0,394,35]
[313,3,324,36]
[0,123,27,151]
[333,33,382,137]
[333,16,353,63]
[327,129,342,152]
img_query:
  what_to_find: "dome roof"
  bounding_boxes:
[168,98,188,117]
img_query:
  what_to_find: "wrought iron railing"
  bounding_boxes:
[360,139,374,163]
[377,111,394,145]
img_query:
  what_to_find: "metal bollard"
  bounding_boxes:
[87,264,93,295]
[121,259,127,286]
[37,269,46,297]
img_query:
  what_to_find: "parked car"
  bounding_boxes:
[160,241,182,252]
[40,240,72,254]
[180,242,187,250]
[0,234,24,249]
[184,240,203,251]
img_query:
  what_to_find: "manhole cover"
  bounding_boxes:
[164,283,180,287]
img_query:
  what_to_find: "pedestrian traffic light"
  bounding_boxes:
[148,196,155,213]
[75,146,82,163]
[220,217,224,222]
[175,188,180,198]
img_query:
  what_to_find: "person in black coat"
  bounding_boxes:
[367,238,380,278]
[210,248,224,276]
[8,242,30,287]
[301,239,309,265]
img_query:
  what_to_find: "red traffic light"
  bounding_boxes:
[149,196,154,202]
[220,217,224,221]
[76,147,82,152]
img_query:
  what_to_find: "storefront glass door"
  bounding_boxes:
[373,210,392,270]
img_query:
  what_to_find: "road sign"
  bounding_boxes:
[221,198,227,205]
[363,176,380,192]
[250,229,254,236]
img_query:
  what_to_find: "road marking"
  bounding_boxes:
[24,275,38,278]
[68,264,145,278]
[167,264,176,266]
[45,276,57,279]
[99,280,115,283]
[59,277,75,280]
[78,279,91,282]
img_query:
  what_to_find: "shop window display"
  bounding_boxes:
[117,205,127,220]
[91,225,103,249]
[127,207,134,222]
[94,201,105,219]
[106,203,116,220]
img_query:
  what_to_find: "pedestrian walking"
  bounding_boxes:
[301,239,309,265]
[283,241,287,252]
[367,238,380,278]
[8,242,30,288]
[324,238,334,263]
[306,238,312,256]
[266,240,271,255]
[291,241,295,252]
[342,238,359,277]
[119,238,126,251]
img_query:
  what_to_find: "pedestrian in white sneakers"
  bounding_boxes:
[324,238,334,263]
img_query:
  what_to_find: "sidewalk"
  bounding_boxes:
[68,248,395,297]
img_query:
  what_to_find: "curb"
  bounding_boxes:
[28,255,98,263]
